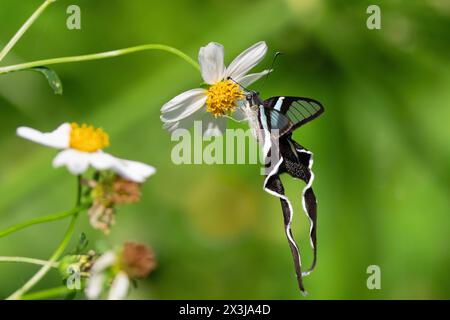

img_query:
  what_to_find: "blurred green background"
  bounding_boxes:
[0,0,449,299]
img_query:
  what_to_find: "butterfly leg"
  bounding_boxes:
[284,139,318,276]
[265,172,306,294]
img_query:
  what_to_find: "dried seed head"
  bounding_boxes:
[88,201,116,234]
[111,177,141,204]
[86,174,142,233]
[121,242,157,278]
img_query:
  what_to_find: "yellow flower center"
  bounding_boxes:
[206,80,243,117]
[69,123,110,152]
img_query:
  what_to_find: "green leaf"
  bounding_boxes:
[73,232,89,254]
[31,66,63,95]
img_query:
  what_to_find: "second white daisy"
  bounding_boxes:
[17,122,155,183]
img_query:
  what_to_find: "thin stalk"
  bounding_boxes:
[6,214,78,300]
[7,176,83,300]
[0,205,87,239]
[0,256,58,268]
[0,0,57,62]
[21,286,75,300]
[0,44,200,74]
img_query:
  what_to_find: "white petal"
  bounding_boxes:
[232,101,250,122]
[17,123,71,149]
[203,115,227,138]
[108,272,130,300]
[163,121,180,134]
[226,41,268,80]
[161,88,206,113]
[85,273,104,300]
[199,42,226,84]
[88,151,117,171]
[92,251,116,272]
[52,149,90,175]
[114,158,156,183]
[160,95,206,123]
[88,152,156,183]
[235,69,271,87]
[163,107,206,133]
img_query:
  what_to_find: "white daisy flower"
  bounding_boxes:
[16,123,155,183]
[85,242,156,300]
[161,41,270,137]
[85,251,128,300]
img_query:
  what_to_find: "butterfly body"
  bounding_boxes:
[242,90,323,294]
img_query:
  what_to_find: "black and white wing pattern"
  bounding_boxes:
[255,105,293,138]
[244,92,324,295]
[250,95,323,295]
[264,96,324,133]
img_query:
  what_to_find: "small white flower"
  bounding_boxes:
[85,243,156,300]
[85,251,130,300]
[108,271,130,300]
[161,41,270,137]
[17,123,155,183]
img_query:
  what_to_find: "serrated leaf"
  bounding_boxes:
[31,66,63,95]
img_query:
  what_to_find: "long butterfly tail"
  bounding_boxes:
[264,164,306,294]
[302,187,317,275]
[289,139,318,276]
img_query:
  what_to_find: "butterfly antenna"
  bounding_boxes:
[258,51,283,92]
[227,76,250,92]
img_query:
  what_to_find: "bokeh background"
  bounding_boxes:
[0,0,449,299]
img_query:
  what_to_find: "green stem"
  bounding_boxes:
[21,286,75,300]
[0,205,87,239]
[6,176,83,300]
[0,44,200,74]
[0,0,57,62]
[0,256,59,268]
[7,214,79,300]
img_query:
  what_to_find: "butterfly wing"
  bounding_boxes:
[256,105,293,138]
[264,96,324,132]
